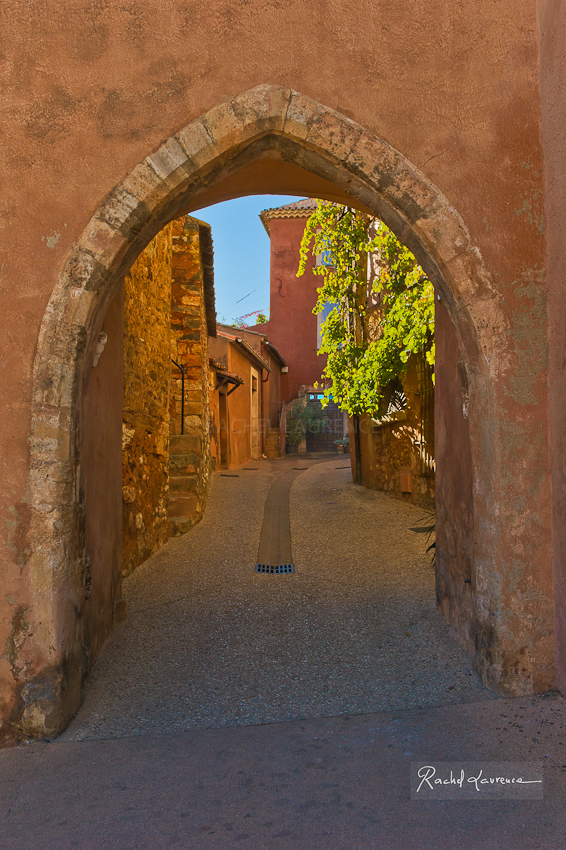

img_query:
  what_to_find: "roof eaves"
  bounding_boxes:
[197,221,217,338]
[262,339,287,367]
[259,198,318,235]
[234,337,271,372]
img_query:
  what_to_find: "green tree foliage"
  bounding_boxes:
[297,201,435,415]
[254,312,268,324]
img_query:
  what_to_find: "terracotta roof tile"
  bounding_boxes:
[259,198,318,234]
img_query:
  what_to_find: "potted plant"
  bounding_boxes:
[285,399,326,453]
[285,403,306,454]
[334,435,350,454]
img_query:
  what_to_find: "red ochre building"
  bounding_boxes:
[257,198,327,403]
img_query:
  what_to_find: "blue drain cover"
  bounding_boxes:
[255,563,295,575]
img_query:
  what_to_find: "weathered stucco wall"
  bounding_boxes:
[434,299,475,653]
[77,290,125,734]
[0,1,560,742]
[122,224,172,577]
[538,0,566,693]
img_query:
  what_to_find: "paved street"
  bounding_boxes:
[61,456,495,740]
[0,457,564,848]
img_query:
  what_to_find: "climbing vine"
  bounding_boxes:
[297,201,435,415]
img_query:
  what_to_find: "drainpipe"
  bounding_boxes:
[261,343,270,457]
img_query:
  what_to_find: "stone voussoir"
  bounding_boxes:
[120,160,173,213]
[283,91,321,142]
[201,100,249,157]
[79,216,129,270]
[231,84,291,135]
[174,120,219,172]
[96,186,150,237]
[146,137,195,185]
[306,107,363,165]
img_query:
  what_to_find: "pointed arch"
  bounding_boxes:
[24,85,546,739]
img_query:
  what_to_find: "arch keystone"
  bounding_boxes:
[283,91,320,141]
[231,84,291,134]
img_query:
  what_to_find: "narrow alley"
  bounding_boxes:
[61,456,494,741]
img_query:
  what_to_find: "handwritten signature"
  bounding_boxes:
[415,765,542,793]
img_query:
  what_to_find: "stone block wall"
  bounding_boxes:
[122,215,216,561]
[354,355,435,510]
[168,217,214,535]
[122,224,173,577]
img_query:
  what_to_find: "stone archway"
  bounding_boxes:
[23,84,553,739]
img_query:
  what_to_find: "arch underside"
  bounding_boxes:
[22,85,550,740]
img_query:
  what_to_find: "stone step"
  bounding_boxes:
[169,453,197,474]
[168,493,199,518]
[169,434,201,454]
[168,474,198,493]
[168,516,196,537]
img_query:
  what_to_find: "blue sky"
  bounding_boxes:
[192,195,304,326]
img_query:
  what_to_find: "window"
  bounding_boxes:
[315,249,334,267]
[376,377,407,418]
[316,301,338,350]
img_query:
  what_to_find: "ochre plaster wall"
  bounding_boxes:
[122,224,173,577]
[209,330,277,469]
[232,327,283,452]
[209,328,283,465]
[208,338,253,470]
[262,216,325,402]
[0,1,559,741]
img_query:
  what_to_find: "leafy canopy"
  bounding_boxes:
[297,201,435,416]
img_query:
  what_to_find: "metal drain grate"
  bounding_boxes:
[255,563,295,574]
